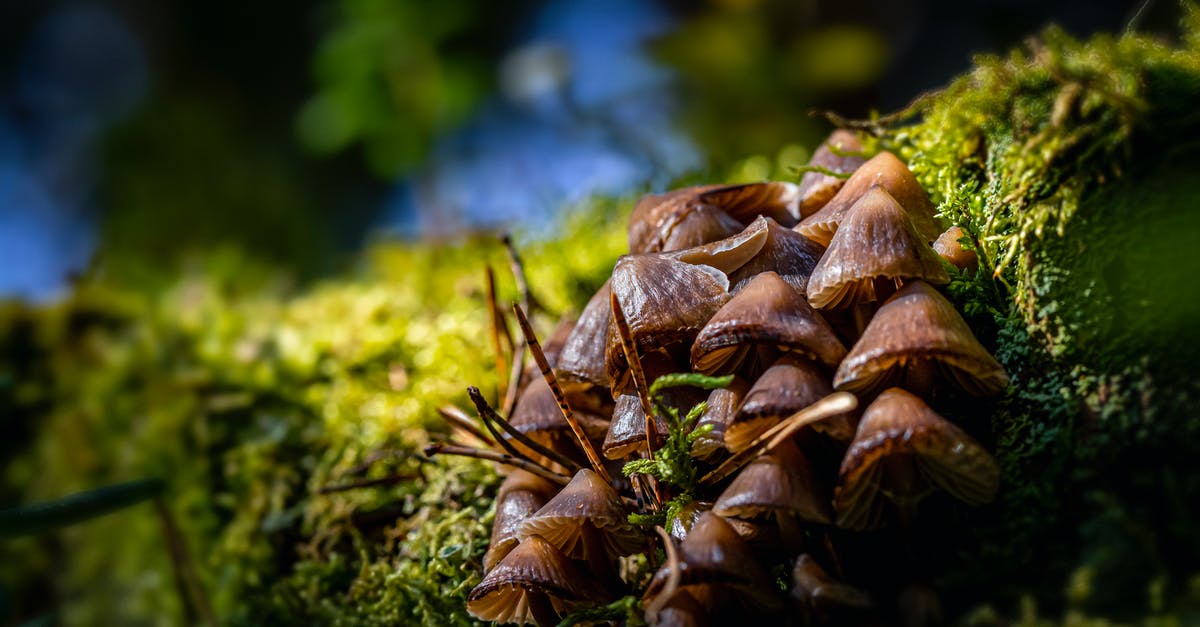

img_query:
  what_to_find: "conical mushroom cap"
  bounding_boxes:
[725,354,855,452]
[667,500,713,541]
[468,534,600,624]
[807,185,949,310]
[713,440,833,524]
[665,215,771,275]
[691,271,846,375]
[629,182,799,254]
[651,590,710,627]
[606,254,731,389]
[508,376,610,469]
[629,185,722,254]
[690,376,750,460]
[834,280,1010,397]
[659,205,746,253]
[932,225,979,272]
[791,554,872,616]
[517,468,643,558]
[557,280,612,392]
[797,151,940,247]
[834,387,1000,530]
[694,181,800,226]
[727,218,826,295]
[485,471,560,572]
[796,130,866,218]
[604,384,707,459]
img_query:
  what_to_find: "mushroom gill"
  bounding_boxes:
[467,534,602,626]
[484,470,561,572]
[725,354,854,453]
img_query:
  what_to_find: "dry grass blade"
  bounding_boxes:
[423,442,571,486]
[485,266,508,404]
[502,233,543,315]
[513,303,613,484]
[436,405,493,447]
[700,392,858,486]
[467,386,583,474]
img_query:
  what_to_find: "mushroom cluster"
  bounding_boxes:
[428,130,1009,626]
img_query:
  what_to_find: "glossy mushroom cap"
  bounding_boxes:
[834,280,1010,397]
[651,590,710,627]
[725,354,854,452]
[557,280,613,394]
[644,512,782,613]
[630,185,722,255]
[691,271,846,375]
[468,534,600,625]
[690,376,750,460]
[727,218,826,295]
[509,377,611,469]
[932,225,979,272]
[713,439,833,525]
[834,388,1000,530]
[606,254,731,391]
[807,185,949,310]
[603,383,707,460]
[797,151,941,247]
[485,471,561,572]
[791,554,872,620]
[629,182,800,254]
[664,215,770,275]
[667,500,713,541]
[693,181,801,226]
[796,129,866,218]
[517,468,643,558]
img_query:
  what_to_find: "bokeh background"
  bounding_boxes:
[0,0,1167,299]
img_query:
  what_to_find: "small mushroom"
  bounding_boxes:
[690,376,750,461]
[606,254,731,393]
[509,376,611,471]
[485,470,561,572]
[807,185,949,310]
[665,215,771,275]
[691,271,846,375]
[557,280,614,410]
[725,354,855,453]
[667,500,713,541]
[467,534,602,626]
[932,226,978,272]
[629,182,800,254]
[797,151,941,247]
[833,388,1000,530]
[713,439,833,551]
[833,280,1009,397]
[643,512,783,617]
[603,383,707,460]
[694,181,801,226]
[727,217,827,295]
[791,554,872,624]
[651,589,710,627]
[517,468,644,591]
[796,129,866,218]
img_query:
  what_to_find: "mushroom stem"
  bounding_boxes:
[701,392,858,487]
[526,591,560,627]
[582,521,624,596]
[467,386,583,474]
[850,302,876,339]
[513,303,613,484]
[423,442,570,486]
[484,266,508,405]
[436,405,493,447]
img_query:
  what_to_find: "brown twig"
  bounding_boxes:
[512,303,612,484]
[700,392,858,486]
[467,386,583,474]
[485,266,508,404]
[423,442,570,486]
[436,405,493,447]
[501,233,544,315]
[609,292,656,461]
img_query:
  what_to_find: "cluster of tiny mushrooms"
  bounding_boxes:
[424,130,1008,626]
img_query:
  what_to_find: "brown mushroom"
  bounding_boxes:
[665,214,771,275]
[484,470,561,572]
[691,271,846,375]
[651,589,710,627]
[725,354,855,453]
[629,182,800,254]
[833,388,1000,530]
[796,129,866,218]
[690,376,750,461]
[508,376,611,471]
[791,554,872,624]
[807,185,949,311]
[833,280,1009,397]
[667,500,713,541]
[797,151,941,247]
[602,383,707,460]
[727,217,827,295]
[467,534,602,626]
[932,225,978,272]
[694,181,801,226]
[713,439,833,551]
[606,254,731,393]
[517,468,644,591]
[556,280,614,412]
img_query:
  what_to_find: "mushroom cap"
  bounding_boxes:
[605,254,731,390]
[791,554,872,616]
[690,376,750,460]
[508,376,611,469]
[468,534,600,624]
[725,354,855,452]
[932,225,979,272]
[659,205,746,253]
[833,387,1000,530]
[557,280,613,392]
[517,468,643,558]
[797,151,941,247]
[807,185,949,310]
[664,215,771,275]
[629,185,723,254]
[833,280,1010,397]
[713,439,833,525]
[727,218,827,295]
[651,590,710,627]
[644,512,782,612]
[667,500,714,542]
[485,471,559,572]
[629,182,799,254]
[602,382,706,460]
[796,130,866,218]
[693,181,801,227]
[691,271,846,375]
